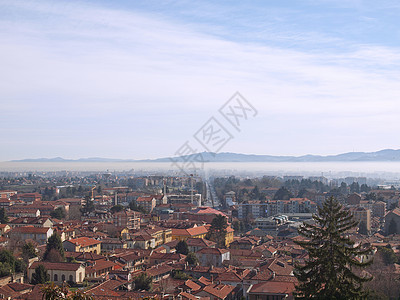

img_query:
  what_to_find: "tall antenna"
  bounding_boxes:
[190,174,194,205]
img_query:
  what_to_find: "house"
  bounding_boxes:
[0,198,13,208]
[146,264,174,282]
[229,237,259,250]
[6,207,40,218]
[149,252,186,265]
[194,283,235,300]
[110,250,150,271]
[196,248,230,267]
[17,193,41,203]
[347,193,362,205]
[101,238,127,252]
[187,238,216,253]
[28,262,85,284]
[385,208,400,235]
[183,207,228,224]
[137,226,172,247]
[129,234,155,249]
[247,281,296,300]
[0,190,17,199]
[348,207,371,231]
[0,282,33,299]
[215,269,250,286]
[136,196,156,213]
[113,210,140,229]
[63,237,101,254]
[172,226,209,241]
[85,259,120,279]
[9,226,53,245]
[8,217,53,228]
[0,224,11,236]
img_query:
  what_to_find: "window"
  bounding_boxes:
[79,272,82,282]
[62,274,65,281]
[54,274,58,281]
[69,275,73,282]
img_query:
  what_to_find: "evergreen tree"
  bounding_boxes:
[31,264,49,284]
[50,207,66,219]
[134,273,152,291]
[273,187,293,200]
[175,240,189,255]
[110,205,124,214]
[294,197,372,299]
[43,232,65,262]
[0,208,8,224]
[185,252,199,266]
[22,242,37,260]
[80,196,95,215]
[206,215,228,248]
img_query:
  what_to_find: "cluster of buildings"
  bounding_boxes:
[1,174,400,299]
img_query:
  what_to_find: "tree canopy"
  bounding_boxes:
[175,240,189,255]
[110,205,124,214]
[206,215,228,248]
[22,242,37,260]
[50,207,66,219]
[43,232,65,262]
[31,264,49,284]
[134,273,152,291]
[294,197,373,299]
[0,208,8,224]
[185,252,199,266]
[273,186,293,200]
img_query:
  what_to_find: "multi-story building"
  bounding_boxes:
[63,237,102,254]
[0,190,17,199]
[112,210,140,229]
[372,201,386,218]
[195,248,230,267]
[238,201,267,219]
[8,217,53,228]
[348,207,371,231]
[16,193,42,203]
[9,226,53,245]
[136,196,156,213]
[238,198,316,219]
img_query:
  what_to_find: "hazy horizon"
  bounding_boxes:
[2,161,400,181]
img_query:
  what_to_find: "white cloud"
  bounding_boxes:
[1,0,400,159]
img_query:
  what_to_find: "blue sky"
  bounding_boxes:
[1,0,400,160]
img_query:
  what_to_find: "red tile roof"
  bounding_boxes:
[29,262,82,271]
[248,281,295,295]
[66,237,101,247]
[11,226,51,234]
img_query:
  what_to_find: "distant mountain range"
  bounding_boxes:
[10,149,400,162]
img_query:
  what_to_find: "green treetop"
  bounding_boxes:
[294,197,373,299]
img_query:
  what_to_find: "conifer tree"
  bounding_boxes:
[43,232,65,262]
[294,197,372,299]
[207,215,228,248]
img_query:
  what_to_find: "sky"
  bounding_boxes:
[1,0,400,160]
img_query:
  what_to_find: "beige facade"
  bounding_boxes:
[28,262,85,284]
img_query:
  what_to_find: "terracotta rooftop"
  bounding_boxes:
[29,262,82,271]
[11,226,51,234]
[248,281,295,295]
[65,237,101,247]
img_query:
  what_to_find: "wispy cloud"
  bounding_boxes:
[1,0,400,159]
